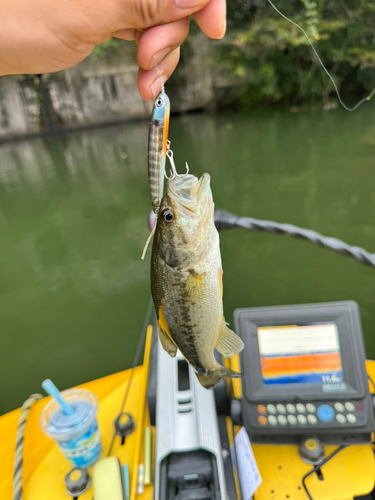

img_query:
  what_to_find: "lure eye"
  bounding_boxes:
[163,209,174,224]
[156,97,163,107]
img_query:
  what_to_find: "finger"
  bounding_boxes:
[86,0,210,37]
[112,28,137,41]
[193,0,226,39]
[136,18,189,71]
[137,48,180,101]
[113,28,145,43]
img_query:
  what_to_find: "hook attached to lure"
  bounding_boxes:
[164,140,189,180]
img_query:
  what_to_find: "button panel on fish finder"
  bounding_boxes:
[234,302,375,445]
[255,401,363,427]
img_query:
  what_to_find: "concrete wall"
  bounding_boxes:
[0,34,223,139]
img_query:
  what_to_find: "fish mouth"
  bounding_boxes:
[169,173,210,216]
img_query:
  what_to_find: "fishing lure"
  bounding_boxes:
[148,87,170,215]
[142,88,189,260]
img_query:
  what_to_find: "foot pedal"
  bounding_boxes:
[154,338,227,499]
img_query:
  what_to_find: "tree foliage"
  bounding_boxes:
[220,0,375,108]
[90,38,120,60]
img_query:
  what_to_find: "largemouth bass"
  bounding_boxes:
[151,173,244,389]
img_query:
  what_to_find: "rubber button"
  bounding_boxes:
[119,413,130,425]
[258,416,268,425]
[288,415,297,425]
[347,413,357,423]
[305,438,318,451]
[307,414,317,425]
[69,469,82,482]
[257,405,267,414]
[299,437,324,464]
[276,404,286,414]
[286,404,296,414]
[278,415,287,425]
[356,401,364,412]
[306,403,316,413]
[297,414,307,425]
[336,414,346,424]
[268,415,278,426]
[334,402,345,413]
[267,404,276,414]
[296,403,306,413]
[345,402,355,412]
[65,467,91,497]
[317,404,334,422]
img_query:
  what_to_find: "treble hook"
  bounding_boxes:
[164,141,189,180]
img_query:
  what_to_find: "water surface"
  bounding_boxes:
[1,106,374,413]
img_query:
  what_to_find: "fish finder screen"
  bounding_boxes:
[258,323,343,385]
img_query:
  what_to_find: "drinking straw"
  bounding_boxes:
[42,379,74,416]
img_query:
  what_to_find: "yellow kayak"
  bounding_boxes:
[0,327,154,500]
[0,323,374,500]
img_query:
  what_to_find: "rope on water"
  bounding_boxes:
[13,393,43,500]
[214,209,375,268]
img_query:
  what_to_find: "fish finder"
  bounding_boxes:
[234,301,375,444]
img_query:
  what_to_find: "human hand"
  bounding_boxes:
[0,0,226,101]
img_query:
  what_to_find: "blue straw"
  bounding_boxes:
[122,464,130,500]
[42,379,75,416]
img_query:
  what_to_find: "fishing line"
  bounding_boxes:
[107,296,154,456]
[267,0,375,111]
[141,225,156,260]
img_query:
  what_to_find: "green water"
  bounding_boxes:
[1,106,375,414]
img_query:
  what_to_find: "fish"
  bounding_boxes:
[151,172,244,389]
[148,88,170,215]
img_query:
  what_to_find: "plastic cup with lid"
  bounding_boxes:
[40,387,102,468]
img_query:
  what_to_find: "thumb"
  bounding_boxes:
[111,0,210,31]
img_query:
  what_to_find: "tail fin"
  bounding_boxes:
[196,366,243,390]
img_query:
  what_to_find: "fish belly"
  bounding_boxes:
[163,248,223,371]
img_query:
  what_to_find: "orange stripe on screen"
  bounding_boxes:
[261,352,342,378]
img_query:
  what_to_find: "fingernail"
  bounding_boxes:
[149,47,171,70]
[175,0,205,9]
[151,75,167,99]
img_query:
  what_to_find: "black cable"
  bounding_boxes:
[214,209,375,268]
[107,296,154,457]
[368,373,375,393]
[301,445,348,500]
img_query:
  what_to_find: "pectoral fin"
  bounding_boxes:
[215,322,244,358]
[159,327,177,357]
[157,300,177,357]
[184,269,207,301]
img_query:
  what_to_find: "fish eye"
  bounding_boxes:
[156,98,163,107]
[162,209,174,224]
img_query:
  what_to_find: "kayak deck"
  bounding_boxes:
[1,334,375,500]
[0,327,154,500]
